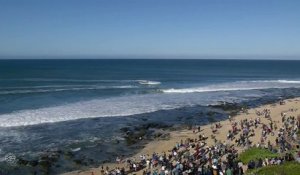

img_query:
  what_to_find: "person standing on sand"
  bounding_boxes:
[100,165,105,175]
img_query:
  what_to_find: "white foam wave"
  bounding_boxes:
[0,94,178,127]
[0,79,298,127]
[248,80,300,84]
[138,80,161,85]
[276,80,300,84]
[163,87,259,93]
[0,89,260,128]
[0,85,136,95]
[163,80,300,94]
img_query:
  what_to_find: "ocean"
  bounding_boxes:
[1,59,300,174]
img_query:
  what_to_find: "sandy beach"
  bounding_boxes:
[62,97,300,175]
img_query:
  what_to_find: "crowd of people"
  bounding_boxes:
[108,137,244,175]
[247,153,294,170]
[98,104,300,175]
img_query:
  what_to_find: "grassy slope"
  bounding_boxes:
[239,147,278,164]
[247,162,300,175]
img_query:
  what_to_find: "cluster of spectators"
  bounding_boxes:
[105,129,244,175]
[255,109,271,118]
[101,105,299,175]
[247,153,294,170]
[275,111,299,153]
[139,138,243,175]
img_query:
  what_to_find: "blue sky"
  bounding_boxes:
[0,0,300,58]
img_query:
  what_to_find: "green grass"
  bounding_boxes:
[247,162,300,175]
[239,147,278,164]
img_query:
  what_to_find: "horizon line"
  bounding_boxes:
[0,54,300,60]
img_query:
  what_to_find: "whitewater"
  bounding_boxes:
[1,79,300,127]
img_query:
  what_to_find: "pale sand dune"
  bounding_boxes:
[62,98,300,175]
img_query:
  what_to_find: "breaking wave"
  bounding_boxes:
[163,80,300,93]
[0,79,299,127]
[0,94,181,127]
[138,80,161,85]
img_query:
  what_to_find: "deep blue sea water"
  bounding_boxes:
[1,59,300,174]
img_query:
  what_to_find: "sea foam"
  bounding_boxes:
[162,80,300,93]
[0,94,177,127]
[1,79,299,127]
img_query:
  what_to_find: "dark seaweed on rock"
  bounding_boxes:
[209,102,247,116]
[121,122,171,145]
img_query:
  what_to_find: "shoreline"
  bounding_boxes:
[62,97,300,175]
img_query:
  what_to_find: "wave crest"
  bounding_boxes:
[162,79,300,94]
[138,80,161,85]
